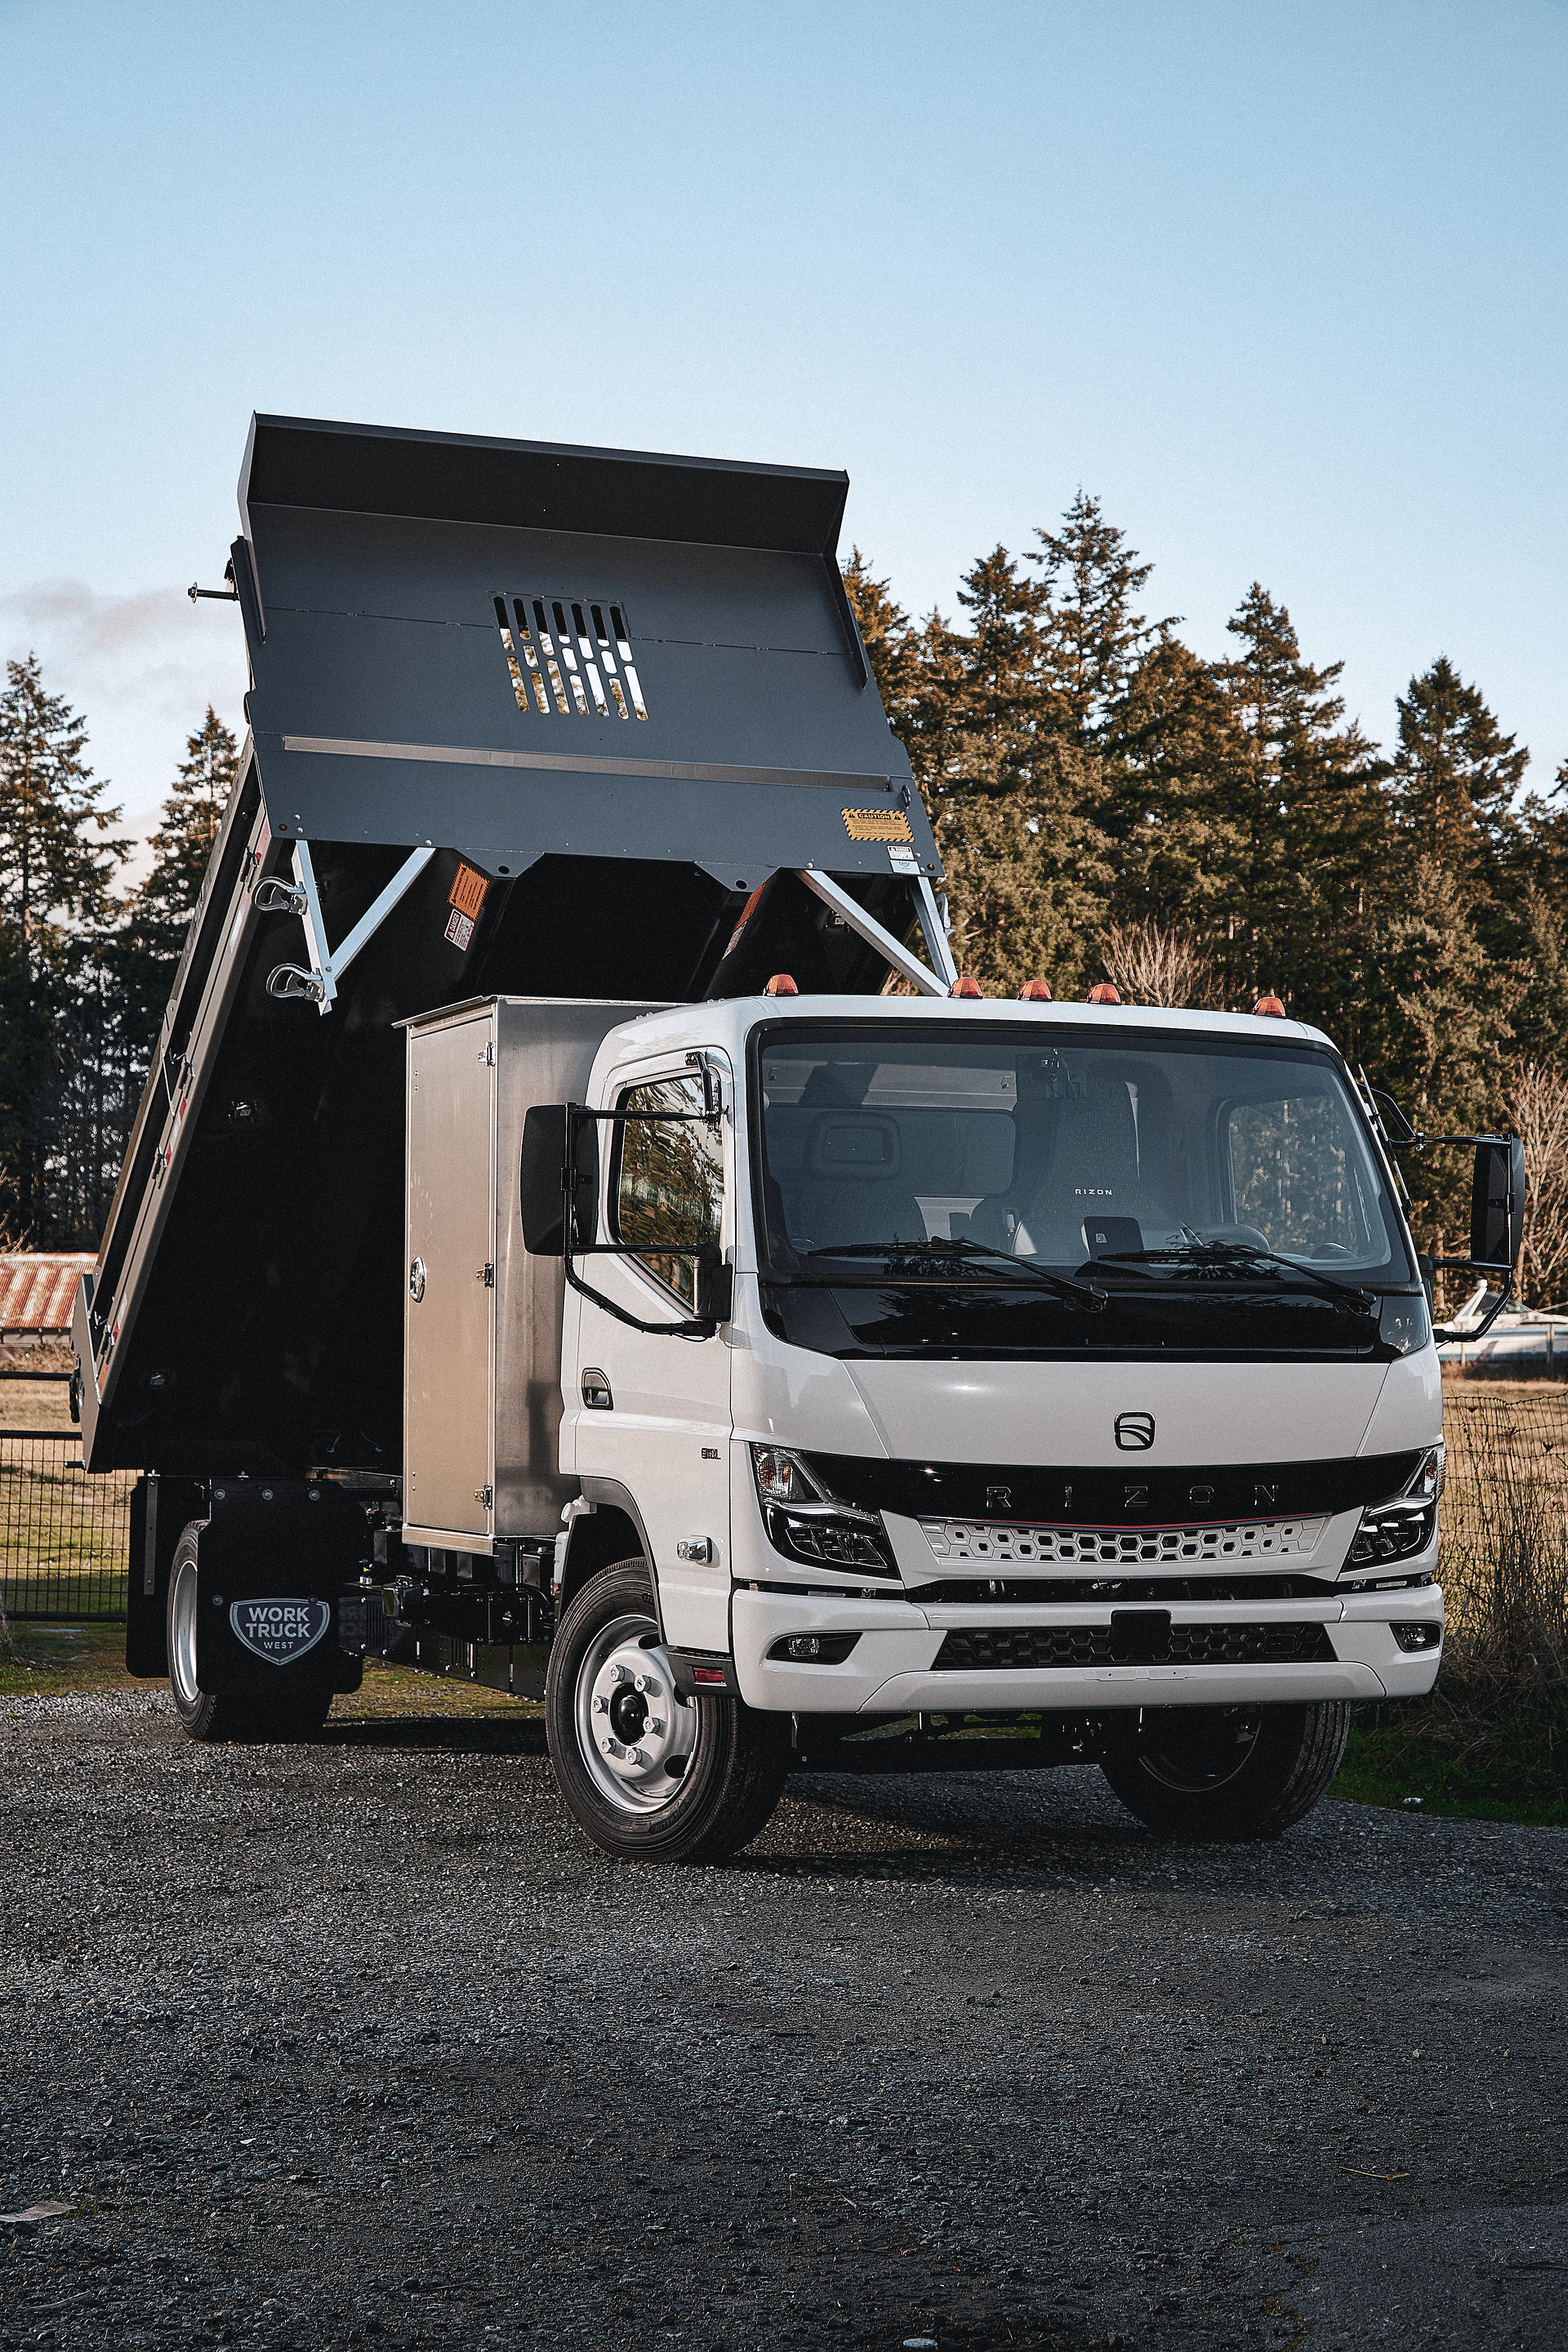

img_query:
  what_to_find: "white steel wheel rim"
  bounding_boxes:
[575,1610,699,1815]
[1135,1706,1263,1794]
[169,1557,202,1708]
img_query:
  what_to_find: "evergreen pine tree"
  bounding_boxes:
[841,551,924,751]
[138,705,238,959]
[1391,656,1527,884]
[1029,491,1165,746]
[1214,586,1388,1023]
[0,653,125,982]
[915,546,1057,800]
[0,655,127,1238]
[1102,634,1251,942]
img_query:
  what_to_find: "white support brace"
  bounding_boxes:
[915,874,958,991]
[795,869,947,998]
[266,841,438,1013]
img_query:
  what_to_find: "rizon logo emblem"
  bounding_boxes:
[229,1598,331,1665]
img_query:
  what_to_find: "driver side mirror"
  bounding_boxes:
[519,1105,599,1256]
[1469,1137,1526,1272]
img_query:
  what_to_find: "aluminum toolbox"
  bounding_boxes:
[400,997,666,1552]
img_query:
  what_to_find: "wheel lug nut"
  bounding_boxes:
[592,1695,607,1713]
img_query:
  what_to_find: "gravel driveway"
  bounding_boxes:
[2,1692,1565,2352]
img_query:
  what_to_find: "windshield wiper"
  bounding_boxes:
[1100,1236,1376,1314]
[803,1237,1107,1312]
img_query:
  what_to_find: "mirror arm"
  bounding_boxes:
[1388,1129,1512,1152]
[562,1256,713,1342]
[1432,1272,1514,1348]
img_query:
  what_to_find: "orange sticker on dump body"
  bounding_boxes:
[448,863,489,919]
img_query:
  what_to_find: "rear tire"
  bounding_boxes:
[546,1559,788,1863]
[165,1526,332,1744]
[1098,1700,1351,1840]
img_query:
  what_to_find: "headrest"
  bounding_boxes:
[804,1111,902,1179]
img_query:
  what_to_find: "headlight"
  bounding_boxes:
[750,1446,897,1579]
[1344,1442,1445,1570]
[1347,1501,1436,1567]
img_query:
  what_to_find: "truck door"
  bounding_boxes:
[571,1054,731,1651]
[404,1011,495,1542]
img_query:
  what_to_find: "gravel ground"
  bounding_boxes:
[2,1691,1566,2352]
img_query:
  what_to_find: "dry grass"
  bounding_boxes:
[0,1374,77,1432]
[1439,1387,1568,1690]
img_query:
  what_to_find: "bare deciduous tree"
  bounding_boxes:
[1506,1061,1568,1307]
[1098,918,1218,1009]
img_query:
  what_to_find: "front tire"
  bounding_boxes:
[546,1560,787,1863]
[166,1526,331,1744]
[1098,1701,1351,1839]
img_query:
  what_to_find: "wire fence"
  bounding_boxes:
[1440,1388,1568,1675]
[0,1431,136,1623]
[2,1396,1566,1651]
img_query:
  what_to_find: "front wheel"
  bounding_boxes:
[1098,1700,1351,1839]
[546,1560,788,1863]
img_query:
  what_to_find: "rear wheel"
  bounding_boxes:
[166,1526,332,1743]
[1098,1701,1350,1839]
[546,1559,788,1863]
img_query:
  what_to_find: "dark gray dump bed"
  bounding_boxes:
[76,416,945,1477]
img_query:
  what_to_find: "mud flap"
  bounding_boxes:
[190,1479,368,1699]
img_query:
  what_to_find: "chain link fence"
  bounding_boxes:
[0,1431,136,1623]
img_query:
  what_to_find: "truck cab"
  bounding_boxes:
[483,987,1452,1858]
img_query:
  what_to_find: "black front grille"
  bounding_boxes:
[932,1622,1338,1671]
[912,1573,1335,1606]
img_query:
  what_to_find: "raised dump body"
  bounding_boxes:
[75,416,951,1479]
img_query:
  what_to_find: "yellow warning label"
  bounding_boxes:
[842,808,913,843]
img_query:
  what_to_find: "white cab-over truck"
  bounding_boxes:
[76,416,1523,1863]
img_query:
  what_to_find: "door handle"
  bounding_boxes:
[408,1257,426,1303]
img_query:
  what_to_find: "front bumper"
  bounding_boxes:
[730,1581,1444,1714]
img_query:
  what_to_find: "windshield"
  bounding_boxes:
[753,1023,1414,1356]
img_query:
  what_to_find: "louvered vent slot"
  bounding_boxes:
[493,596,649,719]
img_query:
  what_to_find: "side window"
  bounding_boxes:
[613,1071,724,1307]
[1227,1093,1374,1258]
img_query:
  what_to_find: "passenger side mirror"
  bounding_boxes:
[1469,1137,1526,1272]
[519,1105,599,1255]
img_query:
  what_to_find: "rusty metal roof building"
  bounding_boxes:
[0,1254,96,1336]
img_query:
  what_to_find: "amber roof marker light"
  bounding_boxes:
[1018,979,1053,1000]
[1254,995,1286,1017]
[1086,982,1120,1004]
[764,973,799,997]
[949,976,984,998]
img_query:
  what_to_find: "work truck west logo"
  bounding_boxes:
[229,1599,331,1665]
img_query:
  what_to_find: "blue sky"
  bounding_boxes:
[2,0,1565,865]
